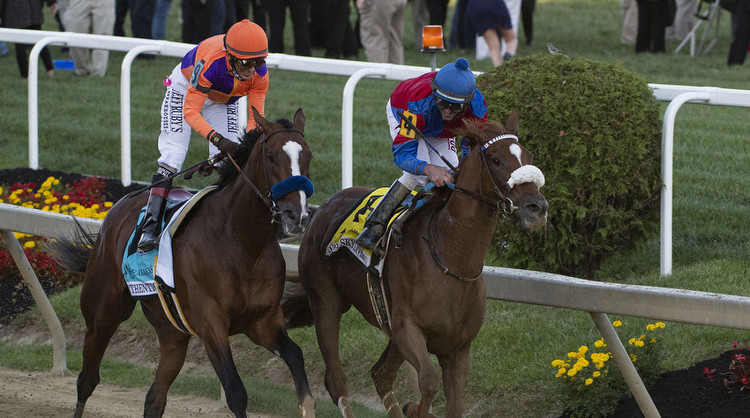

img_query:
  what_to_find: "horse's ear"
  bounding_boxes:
[293,108,305,132]
[506,111,520,134]
[252,106,271,132]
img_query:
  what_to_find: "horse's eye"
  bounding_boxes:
[491,157,501,166]
[267,153,275,164]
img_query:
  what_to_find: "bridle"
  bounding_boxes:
[424,132,544,281]
[225,127,313,223]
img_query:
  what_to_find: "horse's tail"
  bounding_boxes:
[45,218,96,272]
[281,276,314,329]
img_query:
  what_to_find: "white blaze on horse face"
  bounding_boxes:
[509,143,523,166]
[505,143,545,189]
[282,141,308,212]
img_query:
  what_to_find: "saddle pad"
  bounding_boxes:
[121,187,214,299]
[121,208,160,299]
[155,186,218,291]
[325,187,415,269]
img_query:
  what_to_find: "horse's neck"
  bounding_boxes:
[221,169,276,237]
[433,170,498,272]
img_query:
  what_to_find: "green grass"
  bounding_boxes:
[2,0,750,416]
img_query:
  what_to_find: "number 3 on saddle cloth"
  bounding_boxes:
[121,187,218,335]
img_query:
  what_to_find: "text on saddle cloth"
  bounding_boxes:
[120,187,216,300]
[325,187,421,271]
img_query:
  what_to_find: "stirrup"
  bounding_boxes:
[356,225,385,255]
[137,229,159,252]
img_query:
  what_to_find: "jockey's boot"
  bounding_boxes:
[137,169,173,252]
[355,180,411,256]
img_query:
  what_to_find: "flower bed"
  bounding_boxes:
[0,168,140,322]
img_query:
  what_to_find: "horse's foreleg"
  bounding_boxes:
[249,309,315,417]
[202,328,248,418]
[390,321,440,418]
[437,345,471,418]
[371,341,405,418]
[308,290,354,417]
[142,301,192,417]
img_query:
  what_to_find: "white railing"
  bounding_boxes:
[7,204,750,415]
[3,29,750,278]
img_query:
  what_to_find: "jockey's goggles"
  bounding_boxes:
[229,54,266,70]
[435,96,468,113]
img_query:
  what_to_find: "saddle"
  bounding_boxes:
[325,187,431,336]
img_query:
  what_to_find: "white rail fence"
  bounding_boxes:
[6,204,750,416]
[3,28,750,275]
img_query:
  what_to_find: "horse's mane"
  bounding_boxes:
[407,118,513,217]
[215,118,294,189]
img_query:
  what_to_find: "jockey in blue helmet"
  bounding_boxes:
[355,58,489,256]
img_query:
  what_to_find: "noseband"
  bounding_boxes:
[450,133,544,214]
[226,127,314,223]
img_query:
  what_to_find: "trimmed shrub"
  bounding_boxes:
[476,54,662,277]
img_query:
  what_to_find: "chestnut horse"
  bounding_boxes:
[54,108,316,417]
[283,112,548,417]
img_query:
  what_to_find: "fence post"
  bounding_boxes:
[0,229,68,375]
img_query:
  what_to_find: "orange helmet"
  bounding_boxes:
[223,19,268,59]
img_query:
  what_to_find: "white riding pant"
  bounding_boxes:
[157,65,240,172]
[386,100,458,190]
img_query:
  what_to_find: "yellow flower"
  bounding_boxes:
[655,322,666,328]
[593,371,601,378]
[630,354,637,362]
[646,324,656,331]
[635,340,644,348]
[567,368,577,377]
[585,378,593,386]
[578,346,588,354]
[628,338,636,345]
[23,241,36,249]
[594,339,606,348]
[551,359,565,367]
[612,320,622,327]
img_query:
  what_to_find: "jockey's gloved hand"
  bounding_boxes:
[208,131,238,156]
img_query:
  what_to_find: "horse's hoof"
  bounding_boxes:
[401,402,437,418]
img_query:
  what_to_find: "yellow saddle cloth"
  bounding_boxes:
[325,187,416,269]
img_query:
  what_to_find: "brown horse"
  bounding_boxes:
[53,108,316,417]
[283,112,548,417]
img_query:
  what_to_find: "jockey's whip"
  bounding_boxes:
[396,110,458,173]
[133,155,222,194]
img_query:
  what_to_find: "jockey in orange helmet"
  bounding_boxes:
[137,19,269,252]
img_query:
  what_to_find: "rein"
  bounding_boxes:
[226,127,306,222]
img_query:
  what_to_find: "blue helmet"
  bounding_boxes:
[431,58,476,104]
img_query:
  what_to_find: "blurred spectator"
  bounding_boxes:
[449,0,475,49]
[665,0,696,40]
[250,0,267,30]
[182,0,224,43]
[356,0,406,64]
[467,0,517,66]
[727,0,750,65]
[0,42,8,57]
[152,0,171,39]
[635,0,669,53]
[621,0,638,45]
[114,0,129,36]
[0,0,56,78]
[475,0,519,61]
[521,0,535,45]
[267,0,310,56]
[309,0,358,58]
[410,0,428,46]
[64,0,115,75]
[130,0,156,41]
[425,0,449,26]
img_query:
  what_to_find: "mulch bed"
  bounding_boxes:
[2,168,750,417]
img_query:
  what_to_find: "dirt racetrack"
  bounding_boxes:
[0,367,277,417]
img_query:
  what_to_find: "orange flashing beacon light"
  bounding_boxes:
[421,25,445,52]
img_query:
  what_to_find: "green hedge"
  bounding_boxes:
[476,54,662,277]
